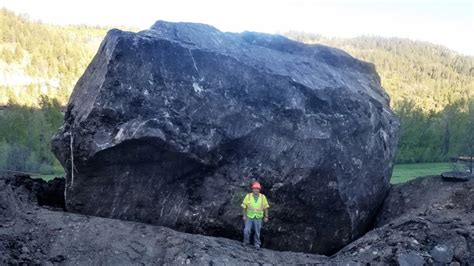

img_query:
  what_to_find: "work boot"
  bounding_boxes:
[254,244,260,249]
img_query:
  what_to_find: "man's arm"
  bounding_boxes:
[263,195,269,221]
[241,194,248,220]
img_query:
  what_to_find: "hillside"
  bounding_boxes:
[0,8,473,176]
[286,31,474,113]
[0,8,107,106]
[285,32,474,163]
[1,8,472,111]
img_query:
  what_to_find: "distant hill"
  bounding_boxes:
[285,31,474,113]
[1,8,472,111]
[0,8,473,168]
[0,8,107,106]
[285,32,474,164]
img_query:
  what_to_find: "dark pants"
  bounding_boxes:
[243,217,262,247]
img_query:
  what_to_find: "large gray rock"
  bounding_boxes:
[51,21,399,255]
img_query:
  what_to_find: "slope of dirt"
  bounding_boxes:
[1,175,331,265]
[335,175,474,264]
[1,174,472,264]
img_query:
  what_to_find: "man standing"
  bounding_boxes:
[241,181,269,248]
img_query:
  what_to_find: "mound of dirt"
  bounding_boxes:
[335,175,474,264]
[1,175,331,264]
[1,174,472,264]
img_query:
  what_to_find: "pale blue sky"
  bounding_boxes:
[1,0,473,55]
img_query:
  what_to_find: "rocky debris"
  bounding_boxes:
[430,244,454,264]
[0,175,332,265]
[374,175,473,227]
[3,174,65,211]
[1,174,472,264]
[396,253,425,266]
[442,171,473,182]
[333,175,474,264]
[51,21,399,255]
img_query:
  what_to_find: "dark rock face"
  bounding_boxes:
[2,175,471,264]
[51,21,399,254]
[0,175,330,265]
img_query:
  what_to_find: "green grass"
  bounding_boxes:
[30,162,457,184]
[33,173,64,181]
[0,170,64,181]
[390,162,453,184]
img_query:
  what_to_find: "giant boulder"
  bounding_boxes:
[51,21,399,255]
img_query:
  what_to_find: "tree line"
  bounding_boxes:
[0,97,63,175]
[285,31,474,163]
[0,8,107,106]
[0,9,473,176]
[396,98,474,163]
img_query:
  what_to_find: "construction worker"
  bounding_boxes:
[241,181,269,248]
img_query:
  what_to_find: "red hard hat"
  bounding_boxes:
[251,181,261,189]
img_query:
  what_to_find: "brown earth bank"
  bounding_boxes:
[1,174,472,265]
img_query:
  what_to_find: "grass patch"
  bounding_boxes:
[390,162,453,184]
[23,162,459,184]
[32,173,64,181]
[31,172,66,181]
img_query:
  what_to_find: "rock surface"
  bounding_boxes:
[1,175,472,264]
[334,175,474,264]
[0,175,330,265]
[51,21,399,254]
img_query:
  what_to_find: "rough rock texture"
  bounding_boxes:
[2,175,472,264]
[334,176,474,264]
[51,21,399,254]
[0,175,330,265]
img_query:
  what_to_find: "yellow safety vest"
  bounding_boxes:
[243,193,267,219]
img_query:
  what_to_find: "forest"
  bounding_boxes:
[0,96,63,175]
[0,8,473,175]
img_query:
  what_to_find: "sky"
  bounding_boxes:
[1,0,473,55]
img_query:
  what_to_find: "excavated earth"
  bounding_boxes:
[1,174,472,265]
